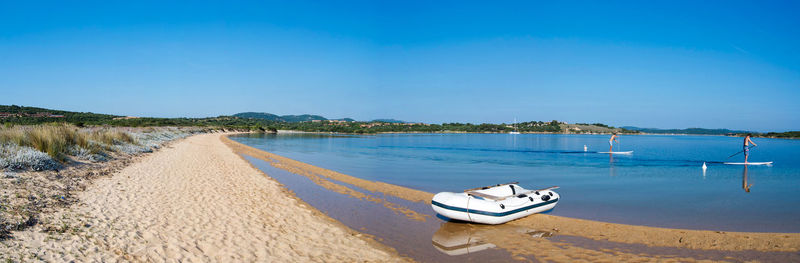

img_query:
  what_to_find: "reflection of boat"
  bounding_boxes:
[431,222,555,256]
[432,223,496,256]
[432,182,560,224]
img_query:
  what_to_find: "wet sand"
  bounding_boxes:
[224,135,800,262]
[1,133,403,262]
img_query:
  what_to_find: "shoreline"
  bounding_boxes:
[223,134,800,253]
[0,133,405,262]
[274,129,800,139]
[2,131,796,261]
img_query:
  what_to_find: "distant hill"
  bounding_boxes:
[565,123,633,134]
[5,105,783,136]
[233,113,412,123]
[232,112,328,122]
[371,119,406,123]
[762,131,800,139]
[0,106,294,128]
[231,112,282,121]
[278,114,327,122]
[622,126,753,135]
[0,105,118,124]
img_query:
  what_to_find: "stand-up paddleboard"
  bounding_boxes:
[723,162,773,166]
[597,151,633,154]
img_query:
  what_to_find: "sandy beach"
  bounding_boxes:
[3,132,799,262]
[1,133,402,262]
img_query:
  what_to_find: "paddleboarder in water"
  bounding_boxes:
[609,133,619,152]
[744,134,757,164]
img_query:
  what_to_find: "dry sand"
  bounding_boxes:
[1,133,403,262]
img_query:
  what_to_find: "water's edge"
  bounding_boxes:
[221,135,800,262]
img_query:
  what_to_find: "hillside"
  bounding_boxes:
[564,123,636,134]
[3,105,785,136]
[0,105,271,130]
[231,112,282,121]
[232,112,327,122]
[0,105,117,125]
[372,119,406,123]
[622,126,752,135]
[762,131,800,139]
[279,114,327,122]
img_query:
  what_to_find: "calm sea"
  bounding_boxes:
[231,133,800,232]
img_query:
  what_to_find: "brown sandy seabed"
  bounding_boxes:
[222,135,800,262]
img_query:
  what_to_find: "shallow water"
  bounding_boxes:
[243,156,520,262]
[232,133,800,232]
[242,155,800,262]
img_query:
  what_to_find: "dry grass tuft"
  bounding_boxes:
[89,130,135,146]
[0,124,138,162]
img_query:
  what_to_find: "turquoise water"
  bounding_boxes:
[231,133,800,232]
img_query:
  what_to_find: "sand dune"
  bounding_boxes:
[1,133,402,262]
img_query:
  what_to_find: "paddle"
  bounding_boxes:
[728,145,756,159]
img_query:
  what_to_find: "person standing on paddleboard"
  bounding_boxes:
[744,134,757,164]
[609,133,619,152]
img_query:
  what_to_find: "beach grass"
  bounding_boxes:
[0,124,199,167]
[0,124,119,162]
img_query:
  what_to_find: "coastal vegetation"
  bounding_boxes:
[762,131,800,138]
[6,105,796,137]
[620,126,800,139]
[271,120,568,134]
[0,124,131,162]
[0,124,208,171]
[621,126,752,135]
[232,112,327,122]
[1,105,634,134]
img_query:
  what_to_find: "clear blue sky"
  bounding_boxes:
[1,1,798,131]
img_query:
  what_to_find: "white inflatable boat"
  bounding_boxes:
[431,182,560,225]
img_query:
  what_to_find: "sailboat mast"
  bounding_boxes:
[510,118,520,134]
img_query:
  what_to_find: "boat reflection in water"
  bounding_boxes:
[431,221,554,256]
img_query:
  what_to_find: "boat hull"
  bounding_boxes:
[431,185,559,225]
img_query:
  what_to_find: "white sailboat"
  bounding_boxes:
[509,118,521,134]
